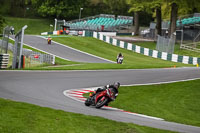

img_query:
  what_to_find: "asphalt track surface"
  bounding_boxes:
[1,68,200,133]
[10,35,113,63]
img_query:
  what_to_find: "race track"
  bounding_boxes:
[10,35,113,63]
[1,68,200,133]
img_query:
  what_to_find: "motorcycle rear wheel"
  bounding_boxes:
[85,98,92,106]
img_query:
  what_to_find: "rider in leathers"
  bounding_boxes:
[117,53,123,64]
[93,82,120,103]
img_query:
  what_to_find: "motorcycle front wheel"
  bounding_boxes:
[95,97,108,109]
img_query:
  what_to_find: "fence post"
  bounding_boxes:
[12,25,28,69]
[21,55,25,69]
[54,19,57,31]
[52,55,55,65]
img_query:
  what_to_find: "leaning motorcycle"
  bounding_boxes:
[85,88,117,109]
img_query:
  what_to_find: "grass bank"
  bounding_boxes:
[52,36,192,69]
[0,98,174,133]
[5,17,53,35]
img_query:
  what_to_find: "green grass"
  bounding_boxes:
[30,62,181,70]
[133,42,157,50]
[105,79,200,127]
[174,45,200,57]
[5,17,53,35]
[52,36,192,69]
[0,98,175,133]
[133,41,200,58]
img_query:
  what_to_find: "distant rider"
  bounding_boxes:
[47,36,52,44]
[117,53,123,64]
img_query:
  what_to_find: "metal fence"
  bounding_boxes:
[23,51,55,68]
[156,35,175,54]
[177,27,200,53]
[12,25,27,69]
[0,26,11,54]
[0,40,55,68]
[172,13,200,53]
[1,25,55,68]
[28,52,55,66]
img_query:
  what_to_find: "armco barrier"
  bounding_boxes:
[0,54,9,69]
[84,31,200,65]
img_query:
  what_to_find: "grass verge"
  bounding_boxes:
[0,98,175,133]
[52,36,192,69]
[84,79,200,127]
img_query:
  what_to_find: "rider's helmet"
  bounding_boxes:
[114,82,120,89]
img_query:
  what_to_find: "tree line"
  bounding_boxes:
[127,0,200,36]
[0,0,200,36]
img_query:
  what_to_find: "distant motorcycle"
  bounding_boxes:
[47,37,52,44]
[85,88,117,109]
[117,57,123,64]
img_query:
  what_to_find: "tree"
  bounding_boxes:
[127,0,146,35]
[31,0,90,19]
[165,0,200,36]
[169,2,178,37]
[8,0,31,17]
[163,0,179,37]
[103,0,129,16]
[150,1,162,36]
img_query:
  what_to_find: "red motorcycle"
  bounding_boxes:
[85,88,117,108]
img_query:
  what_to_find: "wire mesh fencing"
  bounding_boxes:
[177,28,200,53]
[26,52,55,67]
[156,35,175,54]
[0,26,11,54]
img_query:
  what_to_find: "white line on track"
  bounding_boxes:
[1,66,199,72]
[42,64,84,68]
[38,36,115,63]
[122,77,200,86]
[9,37,71,61]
